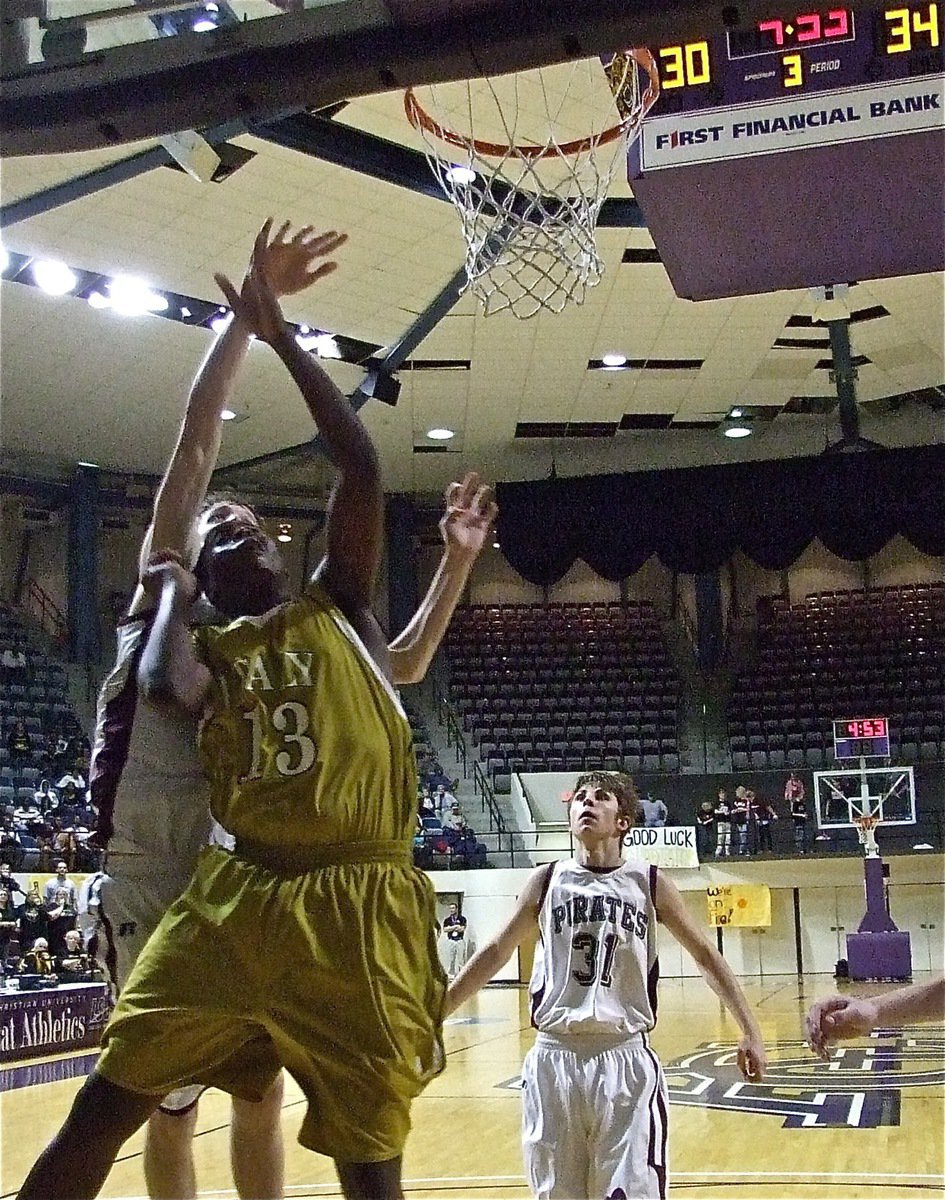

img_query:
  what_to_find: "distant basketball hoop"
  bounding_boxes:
[404,51,659,318]
[854,815,882,858]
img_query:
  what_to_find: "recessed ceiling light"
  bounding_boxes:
[107,275,168,316]
[426,427,455,440]
[602,352,627,368]
[492,540,500,549]
[445,165,477,185]
[210,312,230,334]
[87,291,110,309]
[192,15,217,31]
[221,409,237,421]
[730,407,743,418]
[913,842,933,850]
[297,331,342,358]
[277,532,292,543]
[33,259,77,295]
[723,424,752,439]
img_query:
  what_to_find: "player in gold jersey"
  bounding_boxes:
[17,222,495,1200]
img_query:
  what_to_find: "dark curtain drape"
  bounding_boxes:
[495,444,945,585]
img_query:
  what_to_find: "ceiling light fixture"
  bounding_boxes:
[192,13,217,31]
[602,352,628,368]
[492,540,501,549]
[107,274,168,316]
[445,164,477,185]
[426,427,455,440]
[210,310,230,334]
[86,291,110,309]
[33,259,77,295]
[220,409,237,421]
[730,407,743,418]
[723,422,752,439]
[277,523,293,543]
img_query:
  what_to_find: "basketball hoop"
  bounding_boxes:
[404,51,660,318]
[854,815,882,858]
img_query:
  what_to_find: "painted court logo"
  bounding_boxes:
[663,1029,945,1128]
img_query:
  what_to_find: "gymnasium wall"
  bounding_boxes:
[428,853,945,981]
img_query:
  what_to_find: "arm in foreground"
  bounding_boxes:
[655,870,767,1082]
[445,866,547,1015]
[806,975,945,1059]
[389,473,497,685]
[137,552,212,715]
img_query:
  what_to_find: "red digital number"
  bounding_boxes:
[846,721,860,737]
[824,7,850,36]
[759,17,786,44]
[796,12,823,39]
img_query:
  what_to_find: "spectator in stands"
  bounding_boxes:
[444,802,468,833]
[753,794,778,853]
[715,788,732,857]
[45,884,78,955]
[52,732,72,774]
[56,769,87,802]
[7,719,32,765]
[12,796,42,833]
[418,787,438,819]
[696,801,715,859]
[52,828,79,871]
[450,826,487,870]
[17,892,48,951]
[790,788,809,854]
[33,779,58,811]
[1,646,28,686]
[435,783,457,822]
[640,791,668,828]
[40,730,60,770]
[57,929,92,981]
[732,787,750,855]
[785,772,805,808]
[443,903,468,980]
[0,862,25,902]
[42,861,77,908]
[0,886,18,973]
[0,826,23,869]
[19,936,56,977]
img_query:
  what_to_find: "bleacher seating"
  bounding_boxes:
[728,583,945,769]
[445,601,682,785]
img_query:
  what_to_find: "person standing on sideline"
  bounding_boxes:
[786,773,808,853]
[753,794,778,854]
[806,976,945,1057]
[695,800,715,860]
[714,788,732,858]
[442,902,468,980]
[445,771,767,1200]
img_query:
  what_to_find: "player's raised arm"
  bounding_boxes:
[137,552,212,715]
[389,474,498,686]
[131,222,334,618]
[445,864,548,1014]
[654,870,767,1082]
[806,975,945,1060]
[215,222,382,626]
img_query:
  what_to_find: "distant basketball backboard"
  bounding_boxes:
[813,763,917,829]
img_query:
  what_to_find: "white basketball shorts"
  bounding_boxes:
[89,858,204,1114]
[522,1031,669,1200]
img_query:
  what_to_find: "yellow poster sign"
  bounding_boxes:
[706,884,771,927]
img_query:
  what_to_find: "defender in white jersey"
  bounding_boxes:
[446,771,768,1200]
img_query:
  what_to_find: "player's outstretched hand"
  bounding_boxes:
[215,218,348,345]
[737,1031,767,1082]
[805,994,879,1059]
[440,472,499,558]
[141,549,199,608]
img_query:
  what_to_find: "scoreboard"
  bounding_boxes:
[622,3,945,298]
[832,716,892,758]
[645,6,942,116]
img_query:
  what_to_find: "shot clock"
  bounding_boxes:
[832,717,892,759]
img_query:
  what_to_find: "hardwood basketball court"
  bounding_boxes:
[2,974,942,1199]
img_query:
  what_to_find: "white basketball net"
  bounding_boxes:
[855,816,881,857]
[405,52,659,319]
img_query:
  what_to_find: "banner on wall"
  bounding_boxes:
[625,826,699,869]
[0,983,112,1063]
[706,884,772,927]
